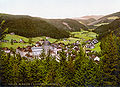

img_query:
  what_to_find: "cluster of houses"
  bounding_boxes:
[0,40,9,43]
[1,37,100,63]
[0,39,26,43]
[85,39,98,49]
[14,40,81,62]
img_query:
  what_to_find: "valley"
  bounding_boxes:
[0,11,120,86]
[1,30,98,50]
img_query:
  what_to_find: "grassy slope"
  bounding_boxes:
[76,18,96,25]
[71,30,98,41]
[57,30,98,45]
[1,34,57,49]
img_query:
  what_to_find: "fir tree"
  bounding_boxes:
[11,39,14,45]
[101,32,120,86]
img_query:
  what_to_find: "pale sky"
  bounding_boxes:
[0,0,120,18]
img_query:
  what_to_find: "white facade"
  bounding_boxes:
[94,56,100,61]
[31,47,43,57]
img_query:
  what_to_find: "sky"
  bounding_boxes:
[0,0,120,19]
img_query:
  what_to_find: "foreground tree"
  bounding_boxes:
[74,45,103,86]
[100,32,120,86]
[0,19,8,40]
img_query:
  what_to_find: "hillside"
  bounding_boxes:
[72,15,103,26]
[94,18,120,39]
[44,18,88,31]
[0,13,70,39]
[73,15,103,20]
[75,18,96,25]
[88,11,120,27]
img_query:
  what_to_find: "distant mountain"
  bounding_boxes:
[72,15,103,25]
[74,18,96,26]
[73,15,103,20]
[88,11,120,26]
[0,13,70,39]
[94,18,120,39]
[44,18,88,31]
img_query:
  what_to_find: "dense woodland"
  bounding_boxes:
[0,14,88,39]
[44,18,88,31]
[95,18,120,40]
[0,14,70,39]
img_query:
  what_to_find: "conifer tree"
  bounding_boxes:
[45,58,58,84]
[100,32,120,86]
[11,39,14,45]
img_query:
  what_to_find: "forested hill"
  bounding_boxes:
[94,18,120,39]
[44,18,88,31]
[89,11,120,26]
[76,18,96,25]
[0,13,70,39]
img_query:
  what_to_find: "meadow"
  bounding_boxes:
[1,30,101,52]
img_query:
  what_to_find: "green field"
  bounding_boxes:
[91,42,101,52]
[1,42,32,49]
[94,23,109,27]
[56,37,82,45]
[1,30,101,52]
[107,16,119,20]
[4,34,29,42]
[71,30,98,41]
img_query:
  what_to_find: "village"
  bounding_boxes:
[1,34,100,63]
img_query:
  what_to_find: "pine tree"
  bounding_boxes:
[0,20,8,40]
[101,32,120,86]
[74,45,103,86]
[11,39,14,45]
[45,58,58,84]
[18,60,28,83]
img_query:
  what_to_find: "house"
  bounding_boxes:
[31,47,43,57]
[86,44,95,49]
[85,40,91,43]
[39,39,44,44]
[36,42,41,47]
[94,56,100,61]
[13,40,18,43]
[90,45,95,49]
[92,39,98,44]
[18,48,28,57]
[0,40,9,42]
[85,50,91,54]
[46,37,50,39]
[2,47,10,53]
[19,39,25,43]
[10,32,15,35]
[16,47,20,54]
